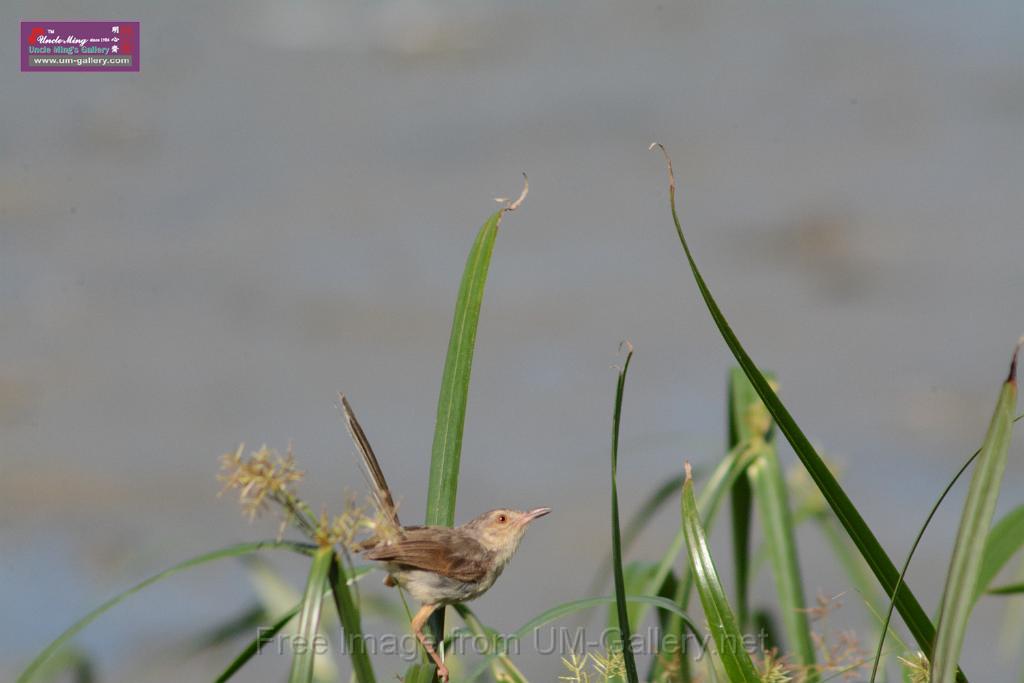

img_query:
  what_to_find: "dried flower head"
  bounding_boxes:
[741,380,778,445]
[559,651,590,683]
[589,649,626,682]
[313,494,383,549]
[218,443,304,520]
[758,648,794,683]
[897,651,929,683]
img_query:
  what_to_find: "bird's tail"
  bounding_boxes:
[339,393,402,531]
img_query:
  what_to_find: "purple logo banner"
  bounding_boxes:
[21,21,139,72]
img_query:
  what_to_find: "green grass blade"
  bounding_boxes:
[244,557,341,682]
[975,502,1024,601]
[423,188,525,673]
[426,207,502,527]
[987,582,1024,595]
[643,445,757,613]
[466,595,700,683]
[426,182,527,527]
[609,345,640,683]
[931,347,1018,683]
[748,445,817,678]
[289,547,334,683]
[730,369,816,675]
[728,368,762,629]
[328,553,376,683]
[650,143,955,674]
[215,604,301,682]
[680,464,761,682]
[18,540,313,683]
[647,445,759,681]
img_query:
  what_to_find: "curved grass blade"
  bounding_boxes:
[289,547,334,683]
[609,344,640,683]
[216,603,301,683]
[18,540,313,683]
[974,502,1024,601]
[650,143,958,677]
[987,582,1024,595]
[424,181,526,666]
[680,463,761,682]
[931,346,1018,683]
[466,595,700,683]
[328,553,376,683]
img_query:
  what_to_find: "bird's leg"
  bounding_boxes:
[411,603,448,681]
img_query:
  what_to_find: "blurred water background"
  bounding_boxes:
[2,0,1024,679]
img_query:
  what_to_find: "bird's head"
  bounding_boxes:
[464,507,551,562]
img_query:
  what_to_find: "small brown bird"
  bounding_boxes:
[340,395,550,681]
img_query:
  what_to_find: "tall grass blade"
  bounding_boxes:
[246,557,341,681]
[423,183,526,669]
[647,444,758,681]
[289,547,334,683]
[426,179,527,528]
[216,604,301,682]
[728,368,761,628]
[328,553,376,683]
[680,463,761,682]
[426,207,501,526]
[748,445,817,677]
[931,346,1019,683]
[650,143,955,674]
[18,540,313,683]
[730,370,816,675]
[609,344,640,683]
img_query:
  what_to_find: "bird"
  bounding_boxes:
[340,395,550,681]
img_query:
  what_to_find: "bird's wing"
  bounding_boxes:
[363,527,491,583]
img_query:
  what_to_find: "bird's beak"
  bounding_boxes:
[520,507,552,525]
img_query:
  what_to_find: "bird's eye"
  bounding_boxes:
[497,514,508,523]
